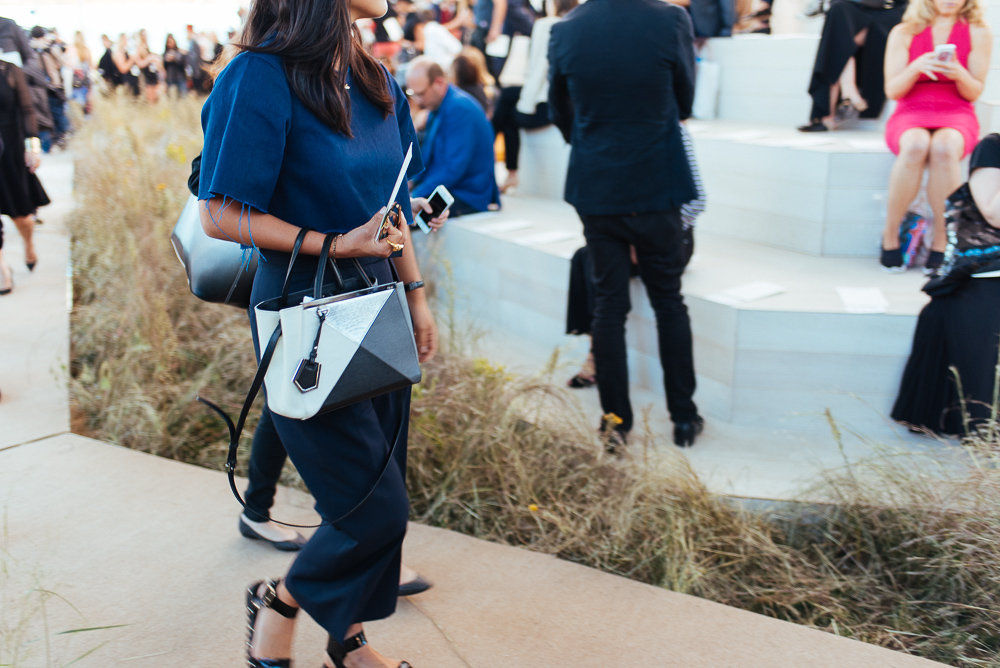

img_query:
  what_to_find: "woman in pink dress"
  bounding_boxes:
[881,0,991,272]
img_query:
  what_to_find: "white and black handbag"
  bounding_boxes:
[199,228,422,526]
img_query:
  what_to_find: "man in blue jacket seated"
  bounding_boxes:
[406,57,500,217]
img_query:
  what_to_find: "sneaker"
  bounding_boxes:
[923,250,945,276]
[880,247,906,273]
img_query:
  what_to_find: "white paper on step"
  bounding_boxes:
[713,130,769,142]
[837,287,888,314]
[475,219,533,235]
[512,230,581,247]
[706,281,786,305]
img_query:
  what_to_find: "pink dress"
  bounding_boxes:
[885,20,979,157]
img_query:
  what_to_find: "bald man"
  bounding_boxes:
[406,57,499,217]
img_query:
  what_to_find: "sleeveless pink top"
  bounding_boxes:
[885,20,979,157]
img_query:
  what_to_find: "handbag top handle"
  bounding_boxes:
[279,229,375,309]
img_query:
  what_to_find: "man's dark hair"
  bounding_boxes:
[30,26,45,39]
[451,54,478,88]
[554,0,579,16]
[234,0,393,137]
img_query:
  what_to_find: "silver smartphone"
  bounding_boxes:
[413,185,455,234]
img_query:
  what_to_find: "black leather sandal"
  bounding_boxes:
[246,579,300,668]
[325,631,412,668]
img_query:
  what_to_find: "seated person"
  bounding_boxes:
[798,0,909,132]
[406,57,500,217]
[879,0,990,272]
[891,133,1000,435]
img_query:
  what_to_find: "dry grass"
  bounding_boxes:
[69,92,262,472]
[69,96,1000,667]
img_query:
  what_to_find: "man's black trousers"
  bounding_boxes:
[578,208,698,433]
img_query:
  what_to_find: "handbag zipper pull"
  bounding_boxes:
[293,308,328,393]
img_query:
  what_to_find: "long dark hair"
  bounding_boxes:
[231,0,393,137]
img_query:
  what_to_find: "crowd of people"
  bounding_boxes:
[97,25,231,101]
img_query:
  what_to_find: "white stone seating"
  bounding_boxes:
[435,195,929,439]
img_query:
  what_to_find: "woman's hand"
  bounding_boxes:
[339,207,407,258]
[407,293,438,363]
[909,52,942,81]
[410,197,450,231]
[25,152,40,173]
[928,55,969,82]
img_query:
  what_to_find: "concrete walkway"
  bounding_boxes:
[0,152,943,667]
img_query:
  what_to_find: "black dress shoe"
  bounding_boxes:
[673,417,704,447]
[598,415,629,454]
[797,120,828,133]
[398,575,433,597]
[239,515,307,551]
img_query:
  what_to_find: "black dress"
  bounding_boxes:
[806,0,908,121]
[0,62,49,224]
[891,135,1000,435]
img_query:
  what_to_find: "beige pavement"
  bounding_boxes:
[0,151,945,667]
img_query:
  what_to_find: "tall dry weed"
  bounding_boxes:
[69,96,1000,667]
[69,93,259,470]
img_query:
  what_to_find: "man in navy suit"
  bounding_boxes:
[407,58,500,217]
[548,0,704,447]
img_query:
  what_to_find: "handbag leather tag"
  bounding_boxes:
[293,359,321,393]
[293,310,327,393]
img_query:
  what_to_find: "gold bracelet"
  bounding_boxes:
[332,234,340,261]
[24,137,40,154]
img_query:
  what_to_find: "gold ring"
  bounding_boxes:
[386,239,404,252]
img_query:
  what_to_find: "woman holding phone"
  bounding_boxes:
[880,0,991,272]
[197,0,437,665]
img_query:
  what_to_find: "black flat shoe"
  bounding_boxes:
[598,414,628,454]
[326,631,412,668]
[246,579,299,668]
[924,250,945,275]
[567,372,596,389]
[797,120,828,133]
[398,575,433,597]
[880,246,905,273]
[240,515,308,551]
[673,417,704,447]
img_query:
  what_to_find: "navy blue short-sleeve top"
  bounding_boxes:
[199,51,424,238]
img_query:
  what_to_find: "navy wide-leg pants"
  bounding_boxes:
[249,253,410,645]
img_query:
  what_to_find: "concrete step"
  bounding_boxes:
[434,194,930,439]
[687,120,897,257]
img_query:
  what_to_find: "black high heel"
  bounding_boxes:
[246,579,299,668]
[325,631,412,668]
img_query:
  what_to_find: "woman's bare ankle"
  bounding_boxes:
[250,581,299,661]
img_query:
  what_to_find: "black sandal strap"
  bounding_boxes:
[261,579,300,620]
[326,632,368,667]
[343,631,368,652]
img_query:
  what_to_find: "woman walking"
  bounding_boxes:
[163,34,186,98]
[880,0,991,272]
[198,0,436,665]
[0,58,49,293]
